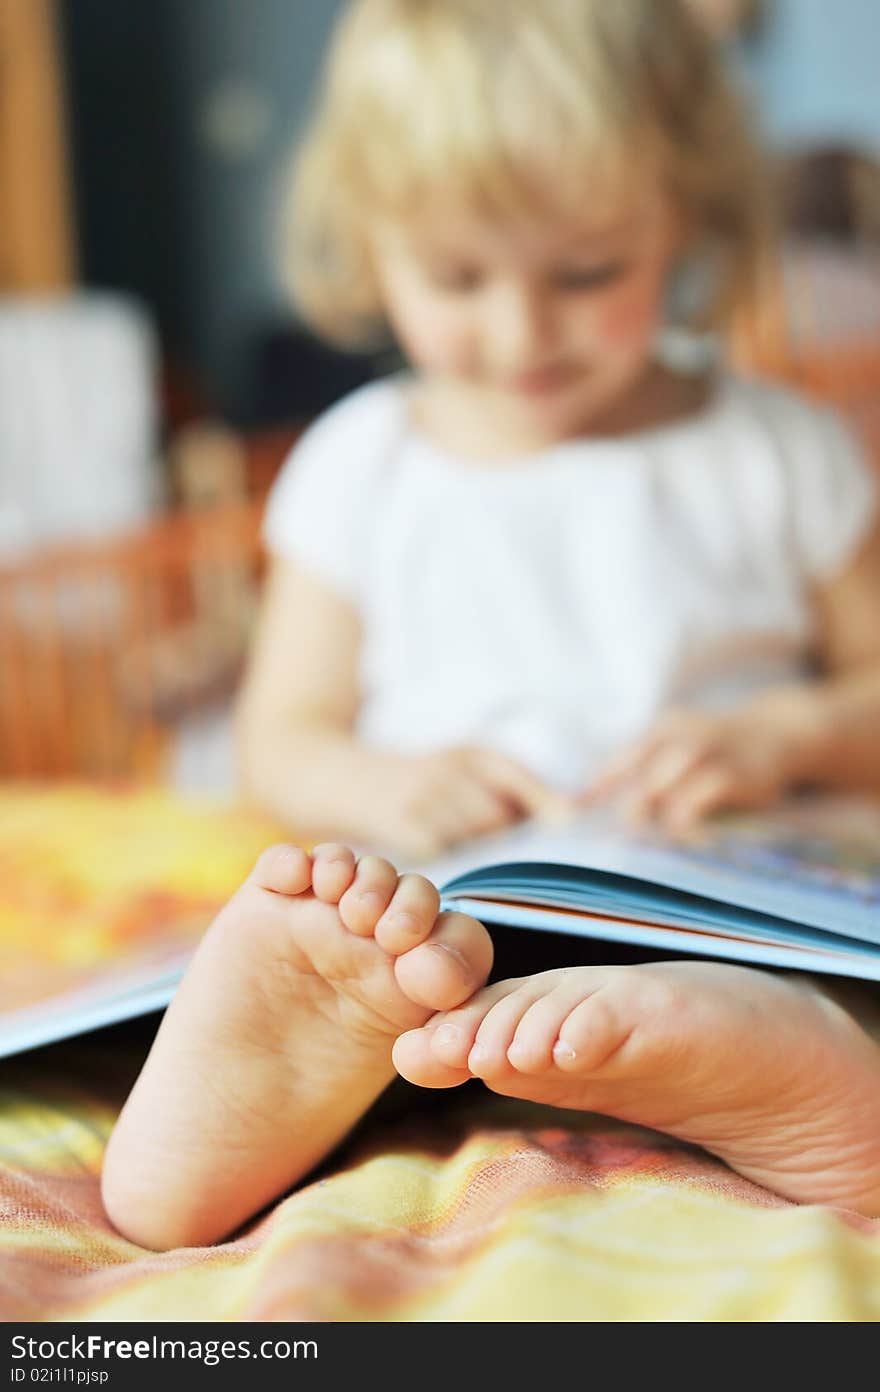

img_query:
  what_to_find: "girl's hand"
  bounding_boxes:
[359,746,571,861]
[583,705,815,836]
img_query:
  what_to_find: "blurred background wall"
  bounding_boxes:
[60,0,360,425]
[746,0,880,147]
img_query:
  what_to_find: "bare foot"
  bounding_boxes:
[393,961,880,1215]
[102,844,492,1249]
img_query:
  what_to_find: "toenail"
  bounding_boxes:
[435,1023,461,1046]
[553,1039,576,1063]
[469,1041,489,1065]
[428,942,471,974]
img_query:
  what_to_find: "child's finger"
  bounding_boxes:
[622,742,712,825]
[584,708,718,806]
[449,775,520,838]
[662,763,743,835]
[581,734,662,805]
[417,793,488,852]
[398,792,499,861]
[637,740,710,800]
[382,818,448,864]
[470,748,572,821]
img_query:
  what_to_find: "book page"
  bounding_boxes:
[429,795,880,939]
[0,786,285,1057]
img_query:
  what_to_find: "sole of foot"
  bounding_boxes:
[102,843,493,1248]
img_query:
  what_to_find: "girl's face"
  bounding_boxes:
[369,187,685,446]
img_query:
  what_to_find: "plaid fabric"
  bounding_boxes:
[1,786,879,1321]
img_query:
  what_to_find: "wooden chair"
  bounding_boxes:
[0,497,265,780]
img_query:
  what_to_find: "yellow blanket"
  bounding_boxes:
[1,785,879,1321]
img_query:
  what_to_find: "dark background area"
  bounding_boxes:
[58,0,375,427]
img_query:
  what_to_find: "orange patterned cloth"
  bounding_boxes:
[1,785,880,1321]
[0,785,282,1015]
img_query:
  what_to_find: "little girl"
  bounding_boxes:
[102,0,880,1250]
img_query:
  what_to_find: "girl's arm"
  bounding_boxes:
[236,558,563,854]
[235,555,378,842]
[784,517,880,790]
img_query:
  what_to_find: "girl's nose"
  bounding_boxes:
[488,283,554,365]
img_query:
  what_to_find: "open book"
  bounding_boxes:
[429,796,880,984]
[0,785,281,1062]
[2,791,879,1061]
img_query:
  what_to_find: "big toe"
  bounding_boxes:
[394,911,493,1012]
[392,1025,472,1089]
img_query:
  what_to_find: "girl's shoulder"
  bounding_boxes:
[261,376,409,596]
[718,372,853,438]
[264,376,408,533]
[689,370,871,490]
[716,372,877,582]
[716,371,872,490]
[283,374,409,471]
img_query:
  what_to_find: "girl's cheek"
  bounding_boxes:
[398,312,472,373]
[592,275,667,349]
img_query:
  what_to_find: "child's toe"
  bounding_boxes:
[251,844,312,897]
[338,856,399,934]
[553,987,633,1074]
[428,1011,484,1068]
[393,910,493,1011]
[373,874,440,955]
[506,980,586,1074]
[467,982,549,1078]
[311,845,357,903]
[392,1025,472,1088]
[422,980,521,1067]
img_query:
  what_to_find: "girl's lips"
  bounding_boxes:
[506,365,574,396]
